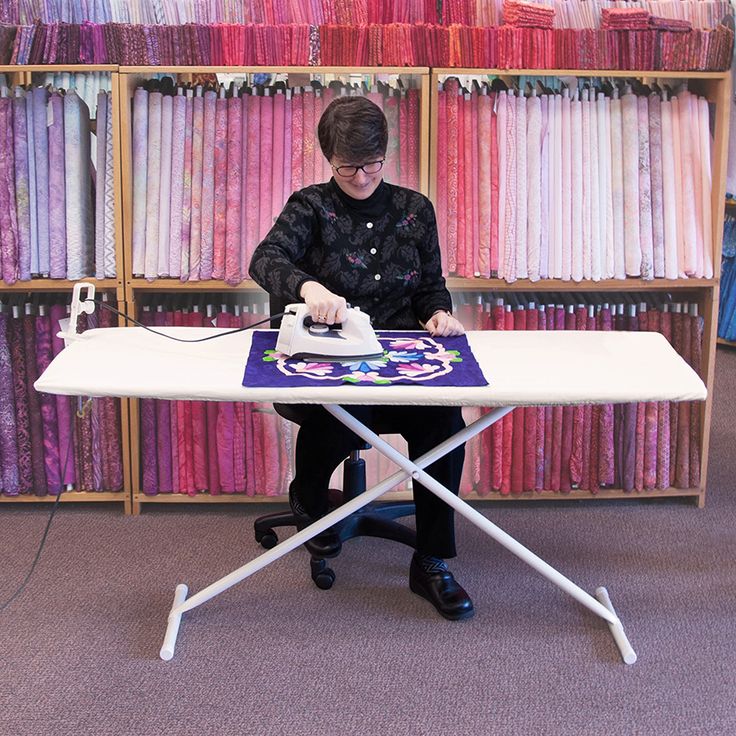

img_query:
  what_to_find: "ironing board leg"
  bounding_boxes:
[325,405,637,666]
[159,405,511,661]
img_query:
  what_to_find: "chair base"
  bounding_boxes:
[253,494,416,589]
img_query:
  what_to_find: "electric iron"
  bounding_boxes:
[276,303,384,361]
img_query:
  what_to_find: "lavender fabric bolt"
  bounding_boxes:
[189,92,204,280]
[144,91,162,280]
[103,92,115,277]
[64,90,94,279]
[25,88,39,275]
[12,90,31,281]
[94,89,107,278]
[32,86,50,275]
[131,87,148,276]
[243,332,488,389]
[169,92,186,278]
[48,92,67,279]
[157,93,173,277]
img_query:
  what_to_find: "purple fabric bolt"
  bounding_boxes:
[34,310,62,494]
[139,310,159,494]
[32,86,51,275]
[49,303,75,486]
[0,313,20,495]
[12,91,31,281]
[94,89,107,278]
[23,313,48,494]
[48,92,67,279]
[99,300,123,491]
[189,91,204,281]
[131,87,148,276]
[7,313,32,493]
[102,92,115,277]
[64,90,94,279]
[0,99,19,285]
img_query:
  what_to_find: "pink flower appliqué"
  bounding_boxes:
[387,338,428,352]
[292,362,334,376]
[396,362,440,378]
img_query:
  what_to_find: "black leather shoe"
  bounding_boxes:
[289,487,341,559]
[409,554,474,621]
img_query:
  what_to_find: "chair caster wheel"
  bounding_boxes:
[256,529,278,549]
[310,558,336,590]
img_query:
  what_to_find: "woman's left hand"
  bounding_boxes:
[425,310,465,337]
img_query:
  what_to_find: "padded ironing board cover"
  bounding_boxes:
[34,328,707,408]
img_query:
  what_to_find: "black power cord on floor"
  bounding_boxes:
[0,300,286,612]
[0,402,77,613]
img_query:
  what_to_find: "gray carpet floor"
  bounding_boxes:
[1,351,735,736]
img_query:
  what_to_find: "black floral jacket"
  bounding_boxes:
[248,179,452,330]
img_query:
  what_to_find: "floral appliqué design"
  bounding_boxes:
[262,335,462,385]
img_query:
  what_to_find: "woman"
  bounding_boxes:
[249,96,472,621]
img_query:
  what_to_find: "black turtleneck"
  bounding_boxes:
[249,179,452,330]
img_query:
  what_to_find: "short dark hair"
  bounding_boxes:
[317,96,388,163]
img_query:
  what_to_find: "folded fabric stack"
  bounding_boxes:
[601,8,651,31]
[503,0,555,28]
[649,16,693,33]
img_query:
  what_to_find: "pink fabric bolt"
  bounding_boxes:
[570,91,583,282]
[622,90,641,277]
[144,91,162,281]
[259,91,274,244]
[212,94,228,280]
[188,92,205,281]
[199,89,217,280]
[157,94,173,277]
[637,95,654,280]
[515,92,527,280]
[610,96,626,279]
[180,93,194,282]
[224,95,242,285]
[560,89,571,281]
[660,96,679,279]
[477,90,492,278]
[526,93,542,282]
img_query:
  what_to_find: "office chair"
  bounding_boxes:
[252,297,416,590]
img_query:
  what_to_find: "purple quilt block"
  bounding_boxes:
[243,331,488,388]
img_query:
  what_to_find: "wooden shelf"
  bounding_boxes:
[0,278,120,292]
[433,68,729,80]
[126,278,265,292]
[717,337,736,348]
[132,486,700,508]
[0,64,118,72]
[119,66,429,75]
[445,278,718,292]
[124,277,717,294]
[0,491,127,504]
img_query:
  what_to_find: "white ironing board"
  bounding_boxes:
[35,326,707,663]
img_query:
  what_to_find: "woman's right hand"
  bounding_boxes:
[299,281,348,325]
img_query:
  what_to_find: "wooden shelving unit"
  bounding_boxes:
[430,68,731,509]
[1,63,729,513]
[0,66,132,513]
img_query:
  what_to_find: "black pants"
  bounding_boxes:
[277,404,466,558]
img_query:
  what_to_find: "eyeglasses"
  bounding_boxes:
[331,160,385,178]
